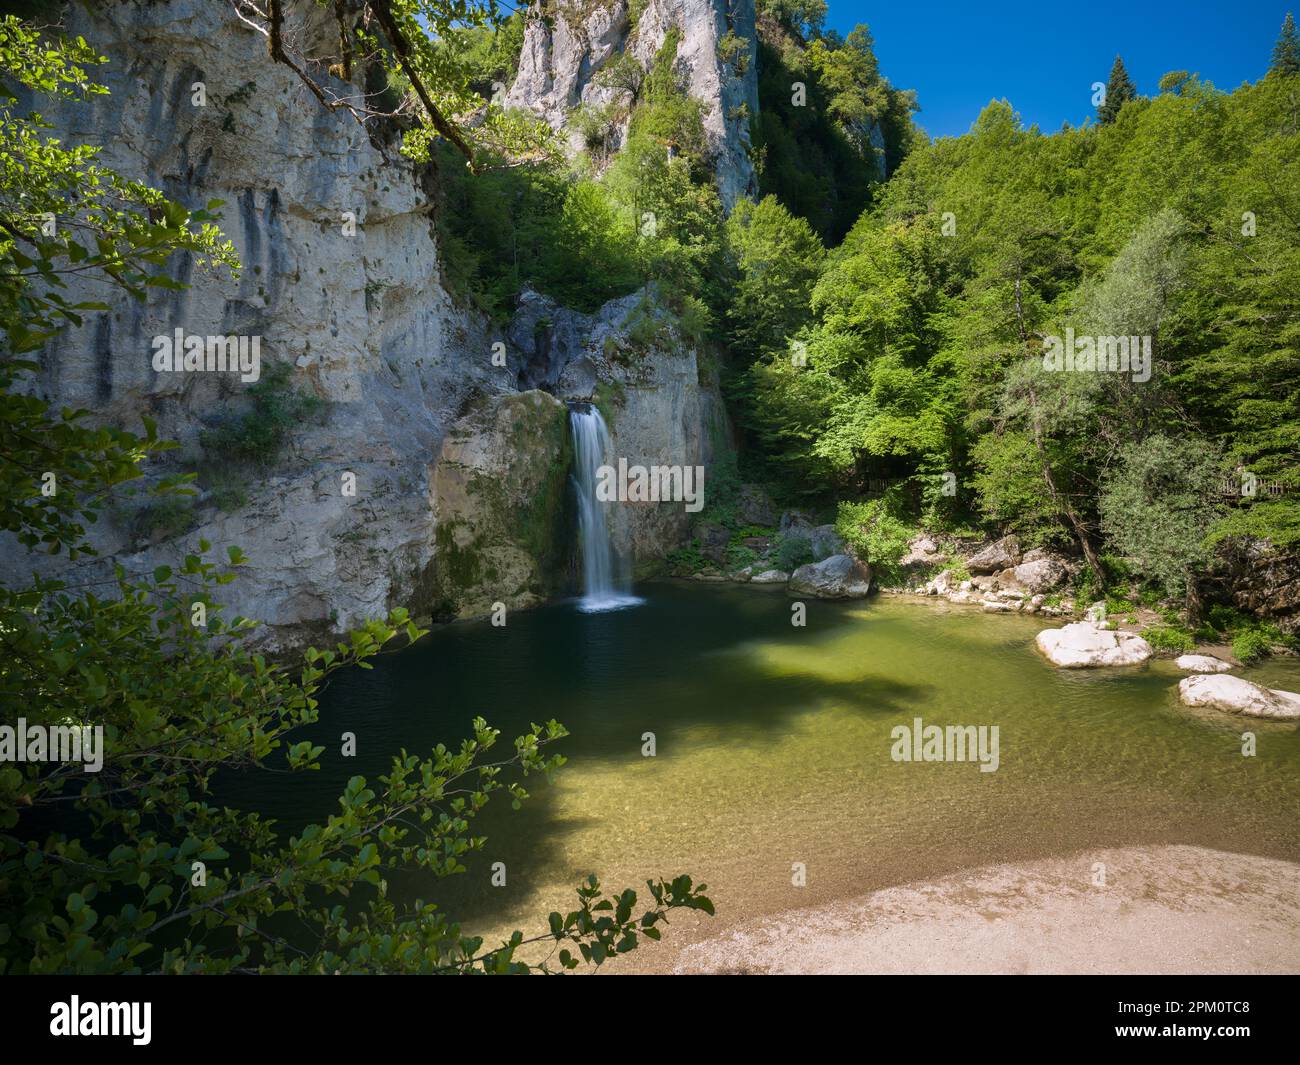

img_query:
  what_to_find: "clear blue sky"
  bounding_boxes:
[824,0,1293,138]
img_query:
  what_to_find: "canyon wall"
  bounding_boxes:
[5,0,731,644]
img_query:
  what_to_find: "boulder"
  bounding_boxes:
[1178,675,1300,719]
[1174,654,1234,674]
[966,535,1021,574]
[788,554,873,599]
[1035,622,1154,668]
[923,568,954,596]
[808,524,846,561]
[750,569,790,584]
[694,522,730,565]
[736,484,777,527]
[900,534,942,568]
[1008,558,1068,594]
[779,509,815,533]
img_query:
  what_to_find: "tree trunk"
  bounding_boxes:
[1183,566,1204,627]
[1029,403,1106,589]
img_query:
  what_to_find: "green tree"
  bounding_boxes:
[1098,55,1138,124]
[725,196,825,358]
[1270,12,1300,76]
[1099,434,1224,621]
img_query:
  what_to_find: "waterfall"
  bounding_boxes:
[568,404,640,612]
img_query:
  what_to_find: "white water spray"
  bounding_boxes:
[568,404,640,612]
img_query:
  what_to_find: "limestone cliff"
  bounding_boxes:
[505,0,759,208]
[5,0,732,646]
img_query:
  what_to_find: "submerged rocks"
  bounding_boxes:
[1035,622,1154,668]
[1178,675,1300,719]
[788,554,873,599]
[966,535,1021,575]
[1174,654,1234,674]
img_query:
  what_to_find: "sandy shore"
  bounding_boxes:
[643,845,1300,974]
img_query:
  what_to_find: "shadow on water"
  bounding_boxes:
[215,582,1300,941]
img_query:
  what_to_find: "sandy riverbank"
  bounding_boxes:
[623,845,1300,974]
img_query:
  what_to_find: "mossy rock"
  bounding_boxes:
[429,391,574,618]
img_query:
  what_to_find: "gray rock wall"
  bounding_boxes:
[505,0,759,208]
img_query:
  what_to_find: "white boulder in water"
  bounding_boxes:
[1174,654,1233,673]
[1035,622,1153,668]
[1178,675,1300,719]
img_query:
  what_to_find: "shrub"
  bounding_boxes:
[773,532,813,572]
[1140,624,1196,654]
[835,499,914,582]
[1232,623,1285,662]
[725,543,759,571]
[199,361,326,466]
[666,541,708,573]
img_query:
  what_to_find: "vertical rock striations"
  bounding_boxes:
[505,0,760,208]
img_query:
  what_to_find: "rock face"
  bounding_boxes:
[1174,654,1234,673]
[505,0,760,208]
[1035,623,1154,668]
[2,2,729,646]
[966,536,1021,575]
[1178,675,1300,719]
[788,554,873,599]
[1217,539,1300,637]
[429,392,573,618]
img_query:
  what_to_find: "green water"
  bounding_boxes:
[231,583,1300,954]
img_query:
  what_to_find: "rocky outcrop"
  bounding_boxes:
[505,0,760,208]
[998,558,1069,594]
[1035,622,1154,668]
[788,554,872,599]
[1178,675,1300,719]
[966,535,1021,575]
[1174,654,1234,673]
[429,392,573,618]
[2,0,503,646]
[1215,539,1300,637]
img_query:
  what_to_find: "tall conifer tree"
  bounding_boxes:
[1098,54,1138,123]
[1270,12,1300,76]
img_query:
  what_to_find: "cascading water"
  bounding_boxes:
[568,403,641,612]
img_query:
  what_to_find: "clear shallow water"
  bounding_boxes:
[227,584,1300,951]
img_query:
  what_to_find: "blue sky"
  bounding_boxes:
[824,0,1293,138]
